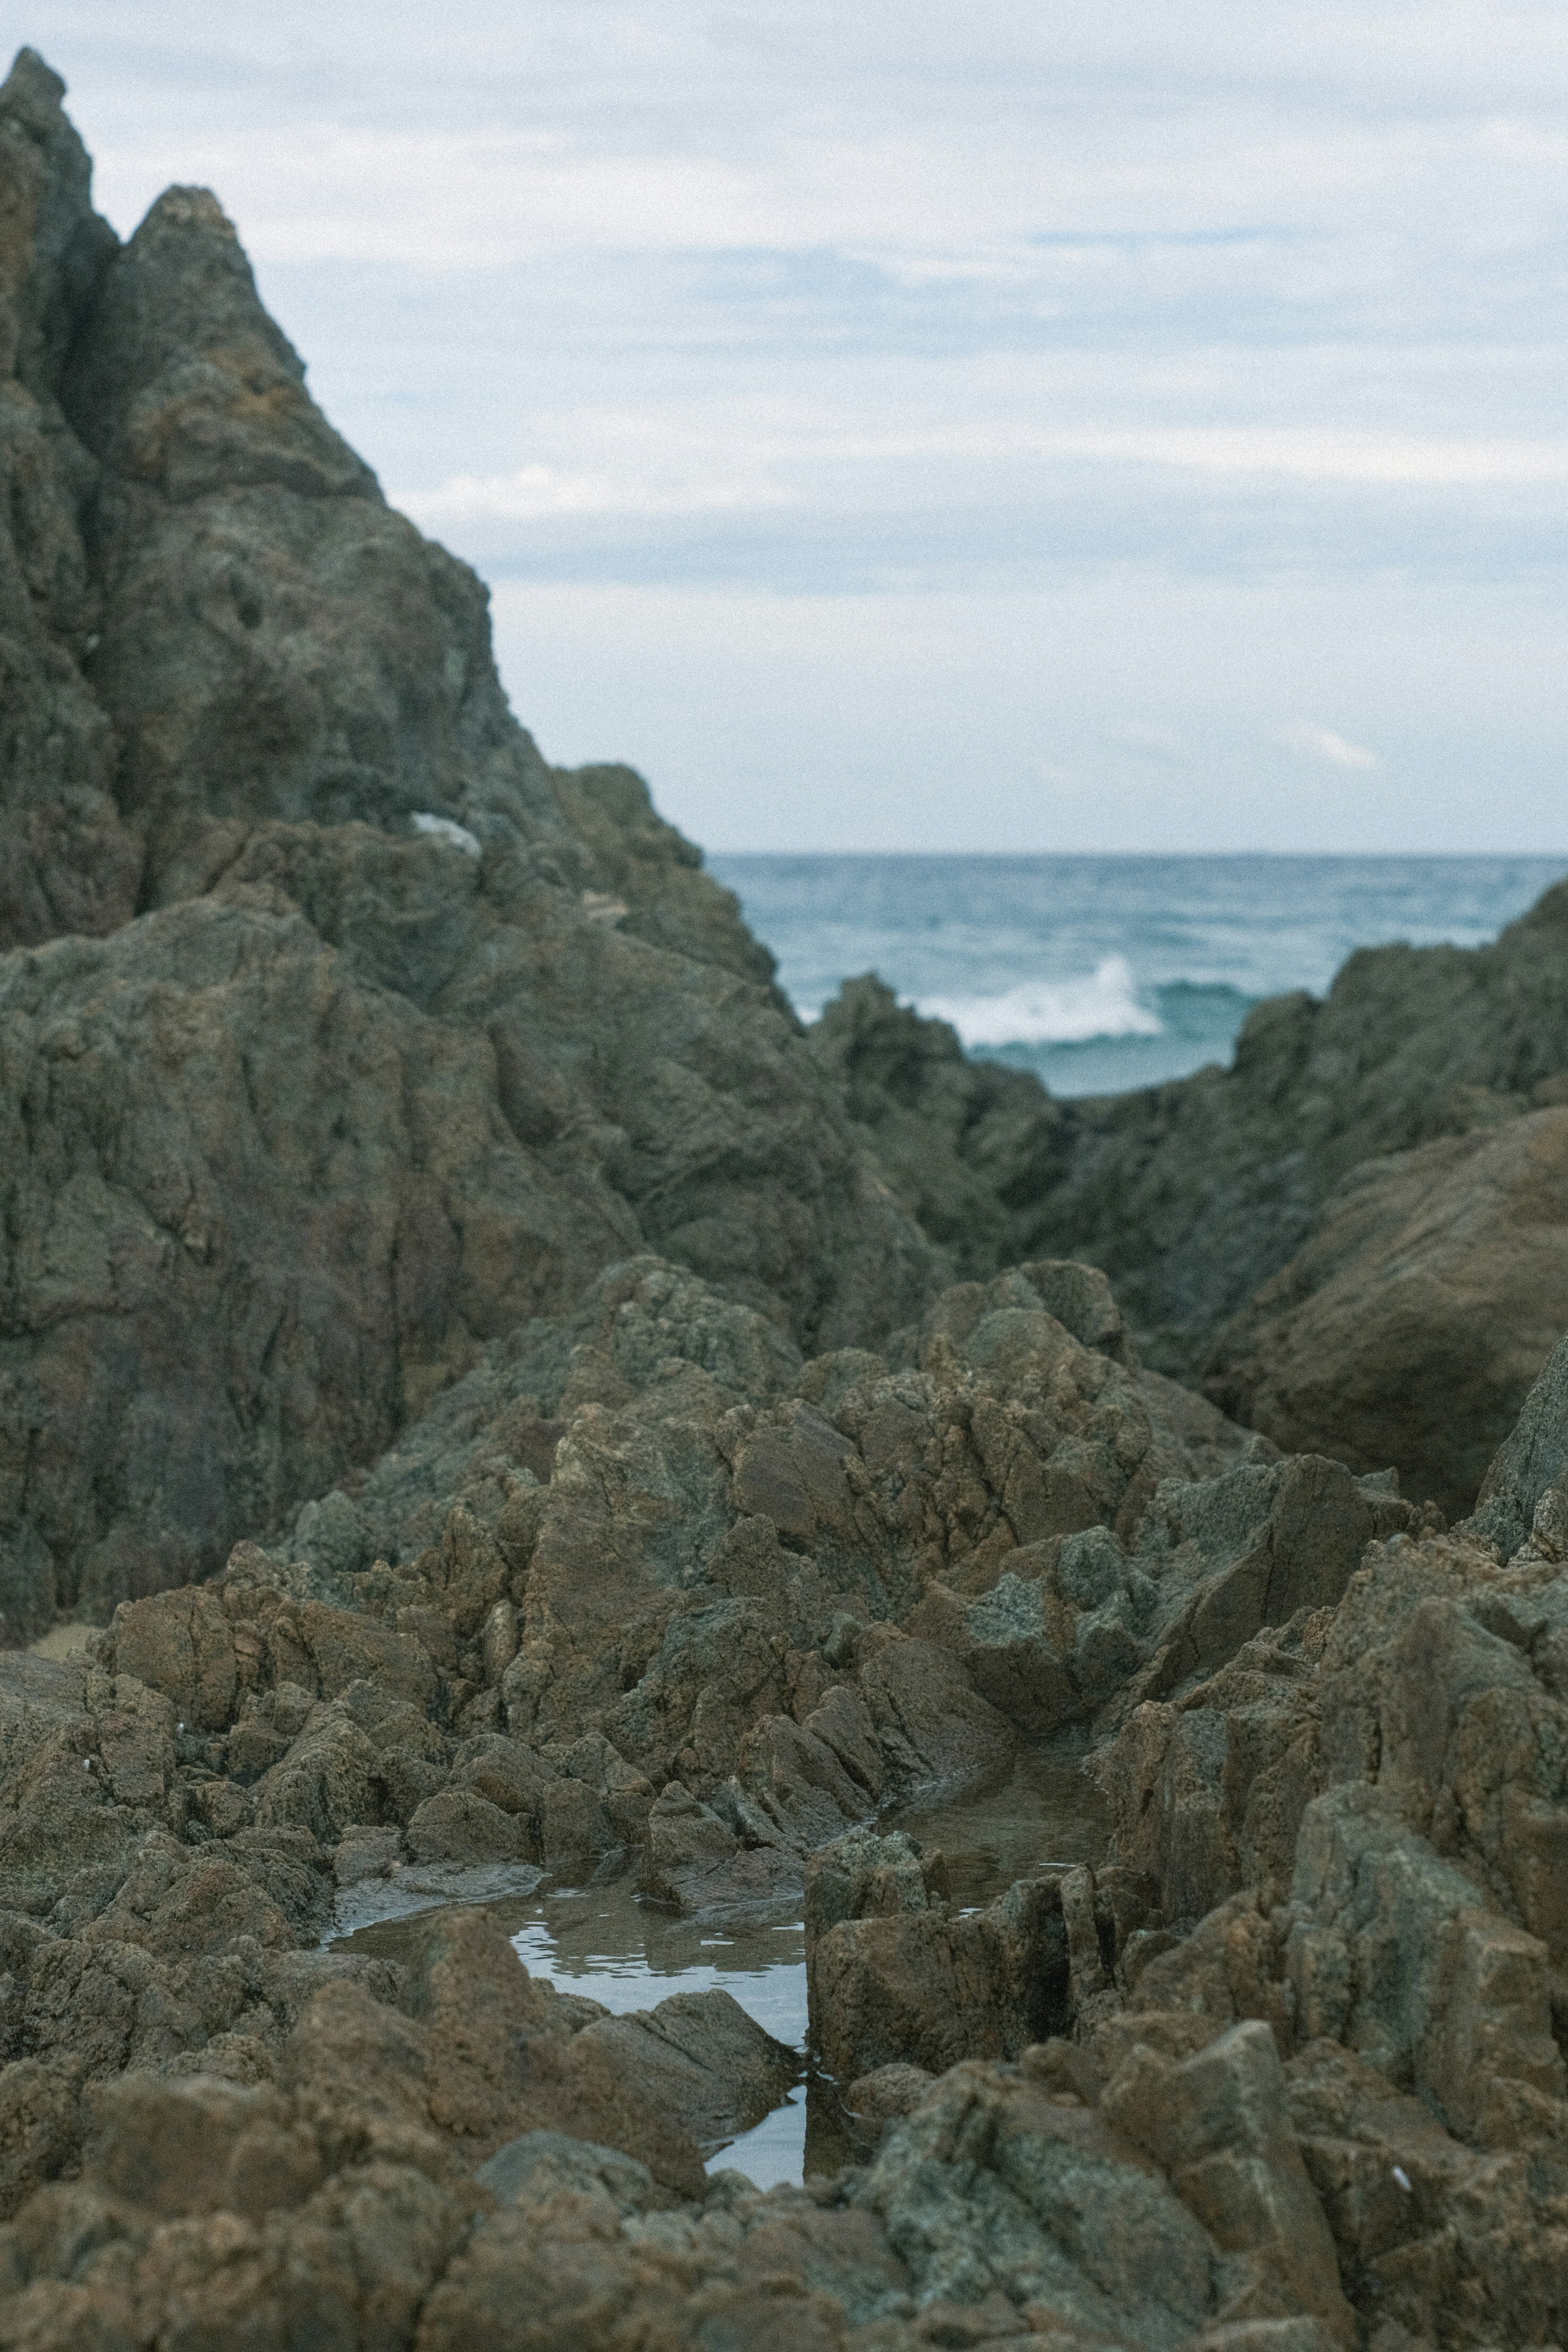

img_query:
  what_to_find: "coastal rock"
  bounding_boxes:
[1286,1782,1564,2143]
[840,2061,934,2148]
[1205,1106,1568,1515]
[854,2057,1238,2348]
[806,973,1061,1278]
[1462,1319,1568,1557]
[7,47,1568,2352]
[1119,1452,1412,1713]
[1100,2020,1352,2341]
[417,2172,915,2350]
[1096,1615,1329,1924]
[570,1988,799,2152]
[811,882,1568,1457]
[1285,2036,1568,2345]
[804,1829,1074,2081]
[0,51,139,958]
[0,52,942,1637]
[1022,886,1568,1370]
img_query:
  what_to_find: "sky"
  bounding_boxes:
[17,3,1568,852]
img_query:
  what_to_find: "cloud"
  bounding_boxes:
[392,464,795,526]
[1045,429,1568,488]
[1274,723,1381,771]
[800,422,1568,488]
[29,1,1568,851]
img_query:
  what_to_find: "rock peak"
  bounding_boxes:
[1,43,67,117]
[0,42,117,396]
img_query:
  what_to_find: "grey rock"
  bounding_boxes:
[811,883,1568,1513]
[1207,1107,1568,1515]
[1462,1323,1568,1557]
[474,2127,657,2216]
[855,2056,1222,2347]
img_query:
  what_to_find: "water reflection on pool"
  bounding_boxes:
[330,1728,1110,2188]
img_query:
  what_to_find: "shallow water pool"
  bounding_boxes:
[330,1728,1110,2186]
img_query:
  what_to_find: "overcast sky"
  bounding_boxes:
[20,4,1568,851]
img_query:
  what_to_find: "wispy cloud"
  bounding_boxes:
[1274,723,1381,771]
[393,464,795,525]
[27,1,1568,849]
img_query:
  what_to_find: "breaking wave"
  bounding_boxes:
[920,955,1162,1048]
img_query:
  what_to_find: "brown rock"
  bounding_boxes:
[1101,2021,1352,2341]
[571,1988,798,2152]
[405,1788,529,1867]
[841,2061,934,2148]
[84,2072,321,2218]
[806,1849,1069,2082]
[99,1589,237,1732]
[0,2056,83,2222]
[0,63,943,1636]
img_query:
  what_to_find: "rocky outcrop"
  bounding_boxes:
[49,1252,1392,1947]
[813,886,1568,1519]
[4,45,1568,2352]
[807,973,1063,1278]
[0,49,946,1638]
[0,49,138,955]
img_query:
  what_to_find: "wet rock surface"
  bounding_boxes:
[1,43,1568,2352]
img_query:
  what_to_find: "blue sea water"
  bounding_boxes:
[708,854,1568,1098]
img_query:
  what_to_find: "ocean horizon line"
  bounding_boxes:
[707,846,1568,864]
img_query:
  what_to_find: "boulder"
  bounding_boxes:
[1463,1320,1568,1557]
[571,1988,799,2152]
[855,2057,1226,2347]
[405,1788,530,1868]
[840,2062,935,2149]
[804,1829,1071,2081]
[1105,2022,1351,2341]
[987,886,1568,1379]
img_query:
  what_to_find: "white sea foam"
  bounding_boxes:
[921,955,1161,1048]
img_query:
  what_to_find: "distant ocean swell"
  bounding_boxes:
[711,853,1567,1100]
[950,976,1261,1099]
[818,958,1261,1098]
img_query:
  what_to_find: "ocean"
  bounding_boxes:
[708,854,1568,1098]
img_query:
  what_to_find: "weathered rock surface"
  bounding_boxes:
[572,1987,798,2153]
[1462,1317,1568,1558]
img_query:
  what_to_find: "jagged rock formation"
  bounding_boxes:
[1205,1103,1568,1516]
[0,48,940,1639]
[814,894,1568,1511]
[3,44,1568,2352]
